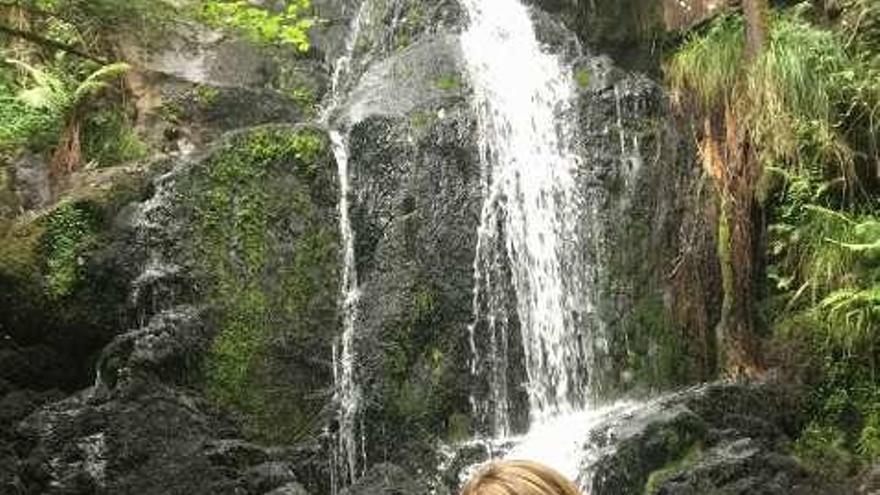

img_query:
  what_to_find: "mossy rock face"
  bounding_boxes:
[175,125,340,444]
[570,55,720,396]
[7,125,339,494]
[0,174,152,393]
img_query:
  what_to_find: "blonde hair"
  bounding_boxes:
[460,460,582,495]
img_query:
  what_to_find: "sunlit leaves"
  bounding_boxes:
[198,0,315,52]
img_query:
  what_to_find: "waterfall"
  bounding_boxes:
[462,0,595,436]
[324,1,371,490]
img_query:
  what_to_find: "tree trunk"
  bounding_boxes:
[703,107,765,380]
[742,0,768,59]
[51,115,82,178]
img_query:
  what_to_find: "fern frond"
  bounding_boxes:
[72,62,130,104]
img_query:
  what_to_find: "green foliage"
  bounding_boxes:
[0,75,60,151]
[770,204,880,474]
[197,0,315,52]
[0,58,131,158]
[667,7,879,188]
[666,14,745,111]
[41,201,97,298]
[81,108,147,167]
[794,422,857,479]
[669,4,880,477]
[6,59,129,114]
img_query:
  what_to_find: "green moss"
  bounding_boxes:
[435,74,461,91]
[716,201,734,369]
[624,296,688,388]
[858,408,880,462]
[574,68,592,88]
[41,202,100,299]
[644,444,702,494]
[290,86,317,116]
[446,412,471,442]
[0,220,44,283]
[194,85,221,106]
[409,110,438,135]
[0,165,17,217]
[393,2,425,51]
[158,100,184,123]
[195,126,337,443]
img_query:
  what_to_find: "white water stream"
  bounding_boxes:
[462,0,594,431]
[324,2,372,490]
[459,0,628,482]
[328,0,626,486]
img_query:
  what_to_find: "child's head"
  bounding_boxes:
[460,460,582,495]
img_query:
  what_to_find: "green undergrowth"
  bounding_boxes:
[0,172,150,389]
[81,107,148,168]
[192,126,339,444]
[668,1,880,481]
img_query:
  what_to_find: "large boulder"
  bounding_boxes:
[584,384,836,495]
[337,28,481,473]
[5,123,341,494]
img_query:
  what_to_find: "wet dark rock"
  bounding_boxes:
[573,53,718,392]
[12,152,51,211]
[267,482,311,495]
[584,384,834,495]
[97,306,209,390]
[527,0,735,72]
[349,99,482,470]
[857,464,880,495]
[0,389,64,428]
[0,345,67,391]
[15,384,246,494]
[340,463,430,495]
[245,461,300,493]
[3,121,341,494]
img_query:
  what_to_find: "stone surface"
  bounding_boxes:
[12,152,51,211]
[340,463,431,495]
[340,25,481,472]
[584,384,835,495]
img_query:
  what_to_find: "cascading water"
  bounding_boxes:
[324,1,371,490]
[462,0,595,434]
[457,0,642,486]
